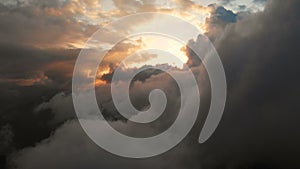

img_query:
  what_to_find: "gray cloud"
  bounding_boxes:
[10,63,210,168]
[1,0,300,169]
[0,124,14,155]
[10,119,203,169]
[218,0,236,5]
[199,0,300,168]
[11,0,300,169]
[33,92,74,125]
[253,0,267,4]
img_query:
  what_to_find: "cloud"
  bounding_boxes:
[209,4,237,23]
[10,62,209,168]
[0,124,14,155]
[0,43,78,88]
[238,5,246,11]
[0,3,97,48]
[0,71,52,87]
[33,92,74,125]
[196,0,300,168]
[1,0,299,169]
[0,1,208,168]
[218,0,236,5]
[16,0,300,169]
[10,119,203,169]
[253,0,267,4]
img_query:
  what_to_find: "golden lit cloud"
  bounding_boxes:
[1,0,215,87]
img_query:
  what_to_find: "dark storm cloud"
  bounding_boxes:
[0,39,81,169]
[0,42,78,134]
[0,43,78,87]
[199,0,300,168]
[0,38,79,168]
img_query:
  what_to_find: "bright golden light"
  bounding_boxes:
[121,35,188,69]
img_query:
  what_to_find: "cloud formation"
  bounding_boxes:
[1,0,300,169]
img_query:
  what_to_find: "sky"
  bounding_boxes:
[0,0,300,169]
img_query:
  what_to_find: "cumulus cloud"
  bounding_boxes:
[10,119,203,169]
[11,61,210,168]
[34,92,74,125]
